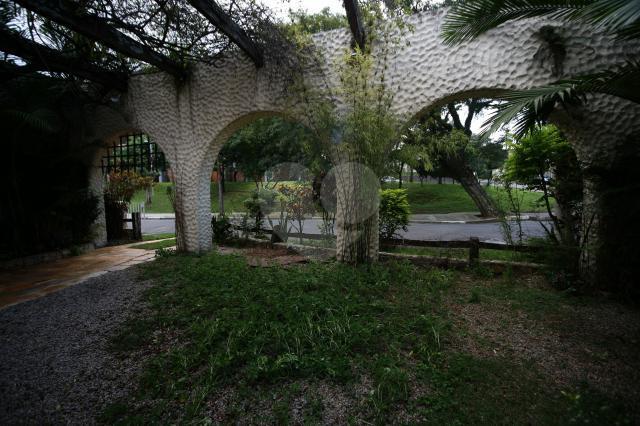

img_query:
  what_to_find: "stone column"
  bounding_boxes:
[552,94,640,295]
[170,151,214,253]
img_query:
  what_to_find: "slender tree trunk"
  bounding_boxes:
[398,162,404,188]
[446,157,498,217]
[409,168,414,183]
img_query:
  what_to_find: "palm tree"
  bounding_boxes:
[440,0,640,137]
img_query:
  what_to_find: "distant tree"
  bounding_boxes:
[286,7,348,34]
[219,117,312,188]
[471,136,508,185]
[403,100,500,216]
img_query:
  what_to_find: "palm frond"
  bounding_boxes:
[481,60,640,138]
[579,0,640,38]
[482,83,582,138]
[441,0,593,45]
[1,108,59,133]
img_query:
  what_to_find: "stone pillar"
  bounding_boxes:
[171,154,214,253]
[552,94,640,295]
[333,162,380,264]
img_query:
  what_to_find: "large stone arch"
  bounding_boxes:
[89,9,638,257]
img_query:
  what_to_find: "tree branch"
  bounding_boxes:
[13,0,186,78]
[343,0,366,51]
[0,27,128,91]
[186,0,264,67]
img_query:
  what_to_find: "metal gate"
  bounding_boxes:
[101,134,167,175]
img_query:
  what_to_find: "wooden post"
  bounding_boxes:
[469,237,480,267]
[132,212,142,241]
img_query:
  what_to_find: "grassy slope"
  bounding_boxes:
[133,181,547,215]
[105,254,632,424]
[383,182,547,214]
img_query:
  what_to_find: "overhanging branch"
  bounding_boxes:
[186,0,264,67]
[13,0,186,78]
[0,27,128,91]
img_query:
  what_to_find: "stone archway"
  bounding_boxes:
[89,9,638,270]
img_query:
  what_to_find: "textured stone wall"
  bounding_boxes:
[89,10,639,252]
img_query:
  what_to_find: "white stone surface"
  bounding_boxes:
[88,10,639,252]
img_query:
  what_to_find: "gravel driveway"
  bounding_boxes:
[0,268,151,424]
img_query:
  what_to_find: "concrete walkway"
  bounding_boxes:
[0,245,156,310]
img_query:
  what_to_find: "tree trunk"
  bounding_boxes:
[398,162,403,188]
[445,157,498,217]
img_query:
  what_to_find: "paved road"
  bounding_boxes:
[142,218,548,243]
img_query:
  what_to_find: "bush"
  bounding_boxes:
[243,190,266,231]
[379,189,410,239]
[211,215,233,244]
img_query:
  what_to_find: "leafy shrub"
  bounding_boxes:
[243,190,266,231]
[104,171,154,203]
[379,189,410,239]
[211,215,233,244]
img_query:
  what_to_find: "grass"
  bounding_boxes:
[383,245,536,262]
[104,252,633,424]
[133,181,548,215]
[142,233,175,241]
[131,181,257,214]
[130,238,176,250]
[383,182,550,214]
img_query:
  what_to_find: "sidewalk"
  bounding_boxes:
[142,212,550,224]
[0,244,156,310]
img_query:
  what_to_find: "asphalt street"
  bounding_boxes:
[142,218,548,243]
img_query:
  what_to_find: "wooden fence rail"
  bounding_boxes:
[229,224,542,265]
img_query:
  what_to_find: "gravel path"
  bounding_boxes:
[0,267,151,425]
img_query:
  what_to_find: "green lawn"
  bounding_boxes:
[383,182,548,214]
[104,253,634,424]
[133,181,548,215]
[131,182,257,214]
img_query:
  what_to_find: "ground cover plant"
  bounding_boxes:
[105,252,638,424]
[382,245,535,262]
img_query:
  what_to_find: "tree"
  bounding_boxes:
[219,117,312,188]
[403,100,501,216]
[504,125,582,249]
[471,136,508,185]
[286,7,348,34]
[295,5,406,264]
[441,0,640,296]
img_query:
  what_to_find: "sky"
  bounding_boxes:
[260,0,346,21]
